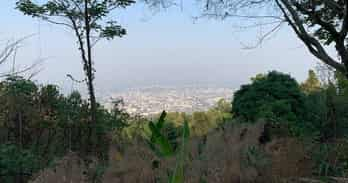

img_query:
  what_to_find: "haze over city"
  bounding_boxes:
[1,0,317,96]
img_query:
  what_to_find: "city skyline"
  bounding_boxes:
[101,86,233,116]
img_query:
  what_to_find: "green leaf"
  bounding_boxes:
[157,110,167,129]
[170,121,190,183]
[147,112,175,157]
[183,121,190,138]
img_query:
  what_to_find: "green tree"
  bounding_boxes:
[166,112,187,126]
[250,73,266,82]
[0,76,130,182]
[16,0,135,128]
[214,98,232,113]
[301,70,321,94]
[0,144,39,183]
[298,69,348,139]
[232,71,306,122]
[191,112,212,136]
[0,77,40,183]
[335,71,348,96]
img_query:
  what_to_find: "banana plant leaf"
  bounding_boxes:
[170,121,190,183]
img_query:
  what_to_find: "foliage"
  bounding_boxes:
[309,141,348,177]
[0,144,39,183]
[301,70,321,94]
[16,0,136,129]
[230,69,348,139]
[299,90,328,137]
[0,76,128,182]
[232,71,306,123]
[16,0,134,39]
[190,112,211,136]
[160,99,232,137]
[148,111,176,157]
[117,115,149,143]
[231,70,348,139]
[147,111,190,183]
[300,69,348,139]
[214,98,232,113]
[242,146,270,170]
[170,117,189,183]
[335,71,348,96]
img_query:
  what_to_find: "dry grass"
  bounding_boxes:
[30,152,87,183]
[30,121,318,183]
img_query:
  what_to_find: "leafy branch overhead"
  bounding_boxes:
[146,0,348,77]
[16,0,134,39]
[202,0,348,75]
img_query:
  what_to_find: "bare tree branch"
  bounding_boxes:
[196,13,284,20]
[0,59,44,78]
[242,20,284,49]
[0,35,40,78]
[44,18,74,29]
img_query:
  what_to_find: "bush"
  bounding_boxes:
[0,144,40,183]
[232,71,306,123]
[0,76,129,182]
[302,86,348,139]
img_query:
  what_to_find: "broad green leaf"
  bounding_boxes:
[157,110,167,129]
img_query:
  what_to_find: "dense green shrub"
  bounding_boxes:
[0,144,40,183]
[0,76,128,182]
[310,142,348,177]
[232,71,306,123]
[302,87,348,139]
[298,68,348,139]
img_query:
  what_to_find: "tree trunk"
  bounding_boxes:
[86,72,96,123]
[84,0,97,125]
[84,0,98,156]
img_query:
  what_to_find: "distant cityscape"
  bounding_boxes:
[101,87,234,116]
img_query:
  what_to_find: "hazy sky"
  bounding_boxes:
[1,0,318,95]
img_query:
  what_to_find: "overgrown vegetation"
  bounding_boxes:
[16,0,135,151]
[232,71,305,123]
[2,0,348,182]
[0,76,126,183]
[231,69,348,141]
[3,67,348,182]
[147,111,190,183]
[100,69,348,182]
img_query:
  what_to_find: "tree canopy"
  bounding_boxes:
[232,71,306,122]
[301,70,321,94]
